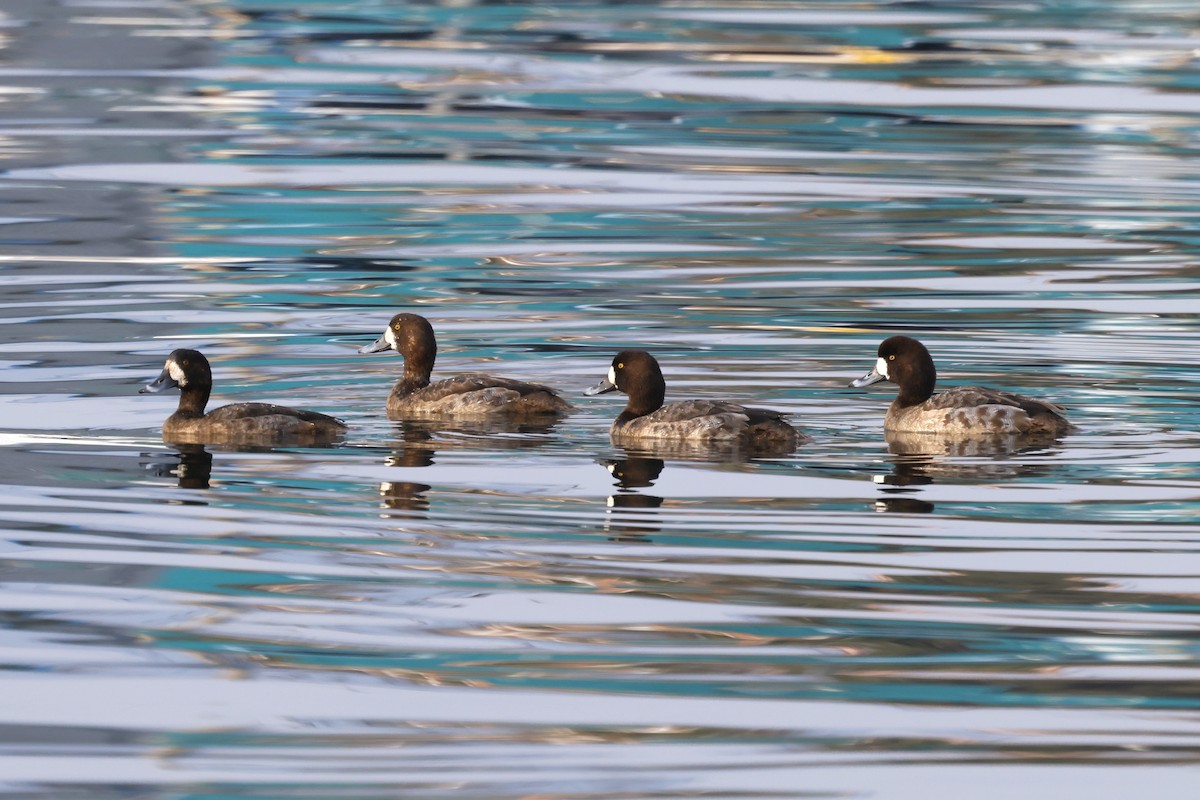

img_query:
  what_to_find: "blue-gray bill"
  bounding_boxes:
[584,377,617,396]
[850,368,886,389]
[139,369,177,394]
[358,334,392,355]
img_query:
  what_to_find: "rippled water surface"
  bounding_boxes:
[3,1,1200,797]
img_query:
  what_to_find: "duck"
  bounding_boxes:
[139,349,346,445]
[358,312,571,419]
[585,349,803,450]
[850,335,1072,435]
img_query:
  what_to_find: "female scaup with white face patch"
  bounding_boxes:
[585,349,804,450]
[139,349,346,445]
[358,312,571,419]
[850,335,1072,436]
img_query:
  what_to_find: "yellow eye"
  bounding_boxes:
[617,363,624,369]
[888,354,895,361]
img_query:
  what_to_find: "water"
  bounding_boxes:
[2,0,1200,797]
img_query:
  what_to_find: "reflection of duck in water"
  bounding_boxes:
[871,430,1064,514]
[379,480,432,515]
[586,350,804,455]
[139,349,346,446]
[173,444,214,490]
[384,417,561,467]
[601,455,666,543]
[870,432,937,513]
[605,456,665,490]
[883,429,1059,481]
[376,422,436,516]
[387,421,439,468]
[358,313,571,420]
[378,418,563,516]
[873,496,935,514]
[851,336,1072,436]
[143,443,214,492]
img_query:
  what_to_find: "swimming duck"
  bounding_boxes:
[850,335,1072,435]
[585,349,802,449]
[139,349,346,445]
[358,312,571,419]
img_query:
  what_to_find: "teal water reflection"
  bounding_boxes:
[3,0,1200,798]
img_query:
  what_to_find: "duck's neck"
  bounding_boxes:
[391,359,432,399]
[895,372,936,408]
[174,384,211,418]
[396,343,435,395]
[620,386,665,421]
[395,374,431,397]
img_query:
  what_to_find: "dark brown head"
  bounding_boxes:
[139,348,213,416]
[359,312,438,386]
[140,348,212,393]
[850,335,937,406]
[585,349,666,418]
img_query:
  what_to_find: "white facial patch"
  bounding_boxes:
[384,326,398,349]
[875,356,889,379]
[167,360,188,386]
[607,365,617,386]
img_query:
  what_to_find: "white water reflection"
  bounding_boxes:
[310,47,1200,114]
[9,161,998,198]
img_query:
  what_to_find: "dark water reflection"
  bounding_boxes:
[880,429,1064,480]
[378,479,433,515]
[145,443,215,492]
[872,433,1070,511]
[3,0,1200,798]
[601,455,666,542]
